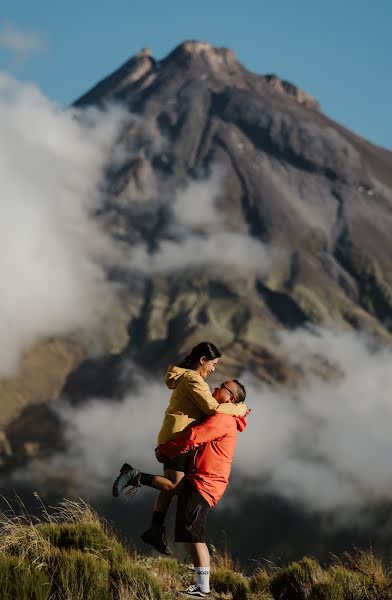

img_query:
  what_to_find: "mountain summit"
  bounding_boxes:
[73,41,392,379]
[76,40,320,110]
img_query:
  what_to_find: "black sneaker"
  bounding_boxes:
[112,463,141,497]
[141,526,173,555]
[181,585,210,597]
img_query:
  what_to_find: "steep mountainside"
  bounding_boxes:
[1,39,392,483]
[73,41,392,379]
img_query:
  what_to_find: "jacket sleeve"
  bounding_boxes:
[159,414,233,457]
[188,374,247,417]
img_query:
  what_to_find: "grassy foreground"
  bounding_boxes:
[0,498,391,600]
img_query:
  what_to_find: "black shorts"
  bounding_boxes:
[175,480,211,543]
[163,452,190,472]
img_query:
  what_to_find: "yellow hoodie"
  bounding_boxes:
[157,365,247,445]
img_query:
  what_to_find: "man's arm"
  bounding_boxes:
[159,414,235,458]
[188,375,247,417]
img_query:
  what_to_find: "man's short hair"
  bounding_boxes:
[233,379,246,403]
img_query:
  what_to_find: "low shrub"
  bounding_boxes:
[211,567,249,600]
[270,557,323,600]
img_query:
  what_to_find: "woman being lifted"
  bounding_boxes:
[112,341,248,554]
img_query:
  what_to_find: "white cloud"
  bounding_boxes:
[0,22,47,63]
[234,328,392,513]
[129,232,281,277]
[0,74,131,373]
[127,167,283,276]
[22,328,392,517]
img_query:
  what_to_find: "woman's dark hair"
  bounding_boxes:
[179,342,222,370]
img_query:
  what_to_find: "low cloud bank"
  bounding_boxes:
[22,327,392,515]
[0,74,130,373]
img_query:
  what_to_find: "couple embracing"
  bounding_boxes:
[112,342,250,598]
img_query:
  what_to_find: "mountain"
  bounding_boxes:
[72,40,392,377]
[1,41,392,562]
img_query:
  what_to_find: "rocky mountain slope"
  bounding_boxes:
[73,40,392,378]
[1,41,392,501]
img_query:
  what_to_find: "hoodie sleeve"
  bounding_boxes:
[187,373,247,417]
[159,414,234,457]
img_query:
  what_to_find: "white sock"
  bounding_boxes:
[195,566,210,592]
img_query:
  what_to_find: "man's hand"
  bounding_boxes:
[155,447,166,463]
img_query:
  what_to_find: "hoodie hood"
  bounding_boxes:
[235,415,247,432]
[164,365,190,389]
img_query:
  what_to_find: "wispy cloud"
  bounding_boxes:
[0,22,47,64]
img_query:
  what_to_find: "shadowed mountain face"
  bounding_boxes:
[1,41,392,563]
[72,40,392,381]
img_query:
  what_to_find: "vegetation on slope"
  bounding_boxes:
[0,496,391,600]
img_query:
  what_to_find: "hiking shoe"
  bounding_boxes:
[181,585,210,597]
[112,463,141,497]
[141,526,172,555]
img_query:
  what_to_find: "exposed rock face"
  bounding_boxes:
[73,40,392,381]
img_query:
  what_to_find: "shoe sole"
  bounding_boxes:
[112,463,132,497]
[140,531,173,555]
[179,591,209,598]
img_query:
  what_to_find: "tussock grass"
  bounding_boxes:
[3,496,392,600]
[249,567,270,594]
[110,562,162,600]
[145,556,193,591]
[211,567,250,600]
[0,495,53,568]
[269,556,324,600]
[0,496,161,600]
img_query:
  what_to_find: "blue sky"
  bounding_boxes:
[0,0,391,149]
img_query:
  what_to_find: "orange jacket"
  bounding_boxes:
[159,413,247,507]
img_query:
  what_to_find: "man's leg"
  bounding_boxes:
[175,481,211,597]
[190,543,210,594]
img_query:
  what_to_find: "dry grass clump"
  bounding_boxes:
[211,567,250,600]
[249,567,271,594]
[145,556,193,591]
[0,495,53,568]
[49,497,102,526]
[269,556,324,600]
[110,562,162,600]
